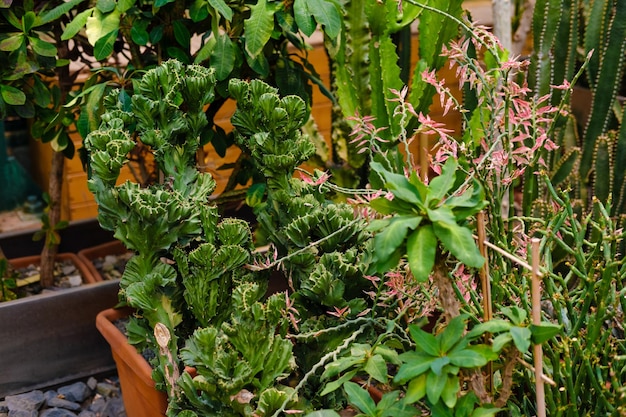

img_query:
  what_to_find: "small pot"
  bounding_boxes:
[96,307,168,417]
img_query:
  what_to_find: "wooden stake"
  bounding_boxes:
[531,238,546,417]
[476,211,493,393]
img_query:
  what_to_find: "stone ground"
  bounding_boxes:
[0,373,126,417]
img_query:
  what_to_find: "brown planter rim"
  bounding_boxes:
[9,252,100,285]
[77,240,130,281]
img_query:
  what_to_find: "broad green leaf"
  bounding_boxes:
[29,37,57,57]
[208,0,233,20]
[408,324,439,356]
[85,8,120,46]
[130,22,149,46]
[492,333,513,352]
[293,0,315,37]
[448,349,488,368]
[425,371,447,405]
[305,0,341,38]
[343,381,376,416]
[244,0,275,58]
[320,370,357,396]
[510,326,532,353]
[22,11,36,32]
[467,319,512,339]
[364,354,388,383]
[441,375,459,408]
[428,158,457,203]
[374,215,422,260]
[406,225,436,282]
[62,8,93,40]
[322,356,364,380]
[304,411,341,417]
[394,352,434,383]
[96,0,116,13]
[530,323,562,344]
[404,373,427,403]
[117,0,134,13]
[210,34,235,80]
[94,30,118,60]
[194,35,216,64]
[0,34,24,51]
[0,85,26,105]
[172,19,190,48]
[471,407,502,417]
[39,0,85,25]
[429,356,450,375]
[500,306,527,326]
[369,196,415,215]
[439,315,466,353]
[433,221,484,268]
[371,161,422,205]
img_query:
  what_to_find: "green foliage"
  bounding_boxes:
[369,158,486,281]
[0,258,17,302]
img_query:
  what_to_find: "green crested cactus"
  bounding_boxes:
[529,0,626,216]
[176,283,295,416]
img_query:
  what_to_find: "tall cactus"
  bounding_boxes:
[321,0,464,187]
[529,0,626,217]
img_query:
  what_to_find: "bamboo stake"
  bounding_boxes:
[531,238,546,417]
[476,211,493,393]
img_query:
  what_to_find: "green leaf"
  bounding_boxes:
[172,19,190,48]
[320,370,357,396]
[22,11,36,32]
[374,215,421,261]
[425,371,447,405]
[1,85,26,105]
[96,0,116,13]
[404,373,427,403]
[448,349,488,368]
[510,326,532,353]
[293,0,315,37]
[29,37,57,57]
[433,221,484,268]
[39,0,85,25]
[492,333,513,352]
[62,8,93,40]
[500,306,527,326]
[408,324,439,356]
[371,162,422,205]
[208,0,233,20]
[0,34,24,51]
[439,315,466,353]
[210,34,235,80]
[116,0,134,13]
[471,406,502,417]
[304,411,341,417]
[530,323,562,344]
[429,356,450,375]
[394,352,434,383]
[467,319,513,339]
[244,0,275,58]
[428,158,457,203]
[406,225,436,282]
[303,0,341,38]
[344,381,376,416]
[94,30,118,60]
[364,354,388,383]
[441,375,459,408]
[85,8,120,46]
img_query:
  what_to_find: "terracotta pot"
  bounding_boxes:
[96,307,168,417]
[77,240,130,282]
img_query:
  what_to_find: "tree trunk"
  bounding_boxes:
[39,151,65,288]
